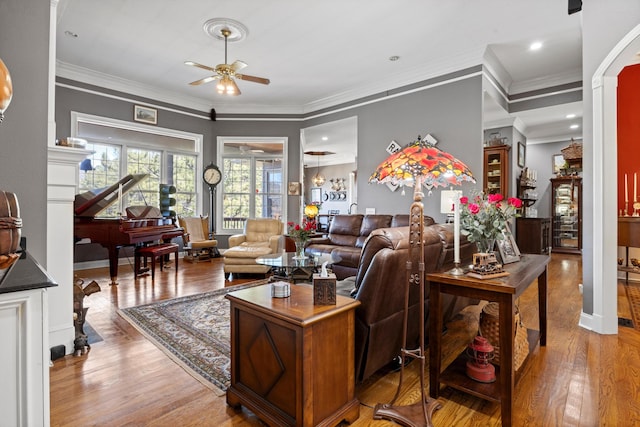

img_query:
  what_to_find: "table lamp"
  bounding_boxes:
[369,135,474,427]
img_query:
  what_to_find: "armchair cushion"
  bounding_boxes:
[223,218,285,278]
[178,216,218,262]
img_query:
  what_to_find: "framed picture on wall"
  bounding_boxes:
[287,182,301,196]
[310,187,322,204]
[517,141,526,168]
[552,154,565,174]
[134,105,157,125]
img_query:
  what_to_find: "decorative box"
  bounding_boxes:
[313,272,336,305]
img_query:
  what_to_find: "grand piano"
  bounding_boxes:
[74,174,183,285]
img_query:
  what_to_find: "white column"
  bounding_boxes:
[47,146,92,353]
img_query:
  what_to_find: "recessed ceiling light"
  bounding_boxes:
[321,136,328,141]
[570,124,579,129]
[529,41,543,51]
[566,113,576,119]
[389,56,400,61]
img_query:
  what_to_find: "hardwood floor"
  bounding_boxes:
[50,253,640,426]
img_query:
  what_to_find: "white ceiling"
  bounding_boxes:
[56,0,584,158]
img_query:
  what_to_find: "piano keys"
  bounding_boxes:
[74,174,183,285]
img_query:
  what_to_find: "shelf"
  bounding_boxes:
[483,145,510,196]
[618,266,640,273]
[439,329,540,403]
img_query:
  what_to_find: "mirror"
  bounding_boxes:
[300,117,358,215]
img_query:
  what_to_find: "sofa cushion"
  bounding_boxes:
[244,218,283,242]
[390,214,436,227]
[356,215,393,247]
[224,244,273,259]
[327,215,363,247]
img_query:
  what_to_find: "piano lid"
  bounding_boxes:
[74,174,148,218]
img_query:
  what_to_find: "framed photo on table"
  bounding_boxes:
[497,225,520,264]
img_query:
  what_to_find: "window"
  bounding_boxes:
[219,137,287,232]
[74,113,202,219]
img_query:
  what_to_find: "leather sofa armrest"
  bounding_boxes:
[308,236,331,245]
[228,234,247,248]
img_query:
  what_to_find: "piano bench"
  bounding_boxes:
[134,243,179,280]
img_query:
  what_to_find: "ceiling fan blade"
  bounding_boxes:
[230,60,248,72]
[189,75,219,86]
[235,74,270,85]
[184,61,216,72]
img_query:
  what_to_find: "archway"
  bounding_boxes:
[589,24,640,334]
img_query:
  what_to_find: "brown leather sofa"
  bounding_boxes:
[305,214,434,279]
[335,223,476,382]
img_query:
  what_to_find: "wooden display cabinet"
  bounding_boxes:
[483,145,510,195]
[226,284,360,427]
[550,176,582,254]
[516,217,551,254]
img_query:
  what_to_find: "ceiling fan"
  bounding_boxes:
[185,28,270,96]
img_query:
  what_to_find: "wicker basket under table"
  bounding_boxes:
[479,302,529,371]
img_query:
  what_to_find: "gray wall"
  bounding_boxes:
[60,71,484,256]
[0,0,49,264]
[342,75,483,222]
[56,82,302,253]
[581,1,640,314]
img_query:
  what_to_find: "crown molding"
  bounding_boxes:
[510,68,582,95]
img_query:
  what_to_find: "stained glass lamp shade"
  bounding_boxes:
[369,135,476,194]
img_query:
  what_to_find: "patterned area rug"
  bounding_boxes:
[625,281,640,331]
[117,280,268,395]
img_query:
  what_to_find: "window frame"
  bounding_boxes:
[217,136,288,234]
[72,112,203,218]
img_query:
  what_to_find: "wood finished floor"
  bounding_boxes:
[50,253,640,426]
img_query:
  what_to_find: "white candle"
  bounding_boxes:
[634,173,637,202]
[625,174,629,203]
[454,192,460,265]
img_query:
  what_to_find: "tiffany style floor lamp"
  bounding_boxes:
[369,135,475,427]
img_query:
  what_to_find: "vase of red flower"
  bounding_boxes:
[287,219,316,259]
[459,192,522,253]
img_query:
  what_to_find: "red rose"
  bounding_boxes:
[508,197,522,208]
[488,193,503,203]
[460,196,469,205]
[469,203,480,214]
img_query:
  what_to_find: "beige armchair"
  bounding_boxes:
[178,216,219,262]
[223,218,284,279]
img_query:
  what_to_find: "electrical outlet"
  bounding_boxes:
[365,208,376,214]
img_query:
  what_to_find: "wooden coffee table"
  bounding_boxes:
[225,283,361,426]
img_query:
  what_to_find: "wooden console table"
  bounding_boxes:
[427,254,550,427]
[618,217,640,281]
[225,284,360,427]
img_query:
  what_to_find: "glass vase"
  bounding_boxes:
[294,239,307,259]
[476,238,496,254]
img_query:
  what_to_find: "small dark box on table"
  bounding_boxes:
[312,272,336,305]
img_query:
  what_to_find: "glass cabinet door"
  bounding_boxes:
[551,177,582,253]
